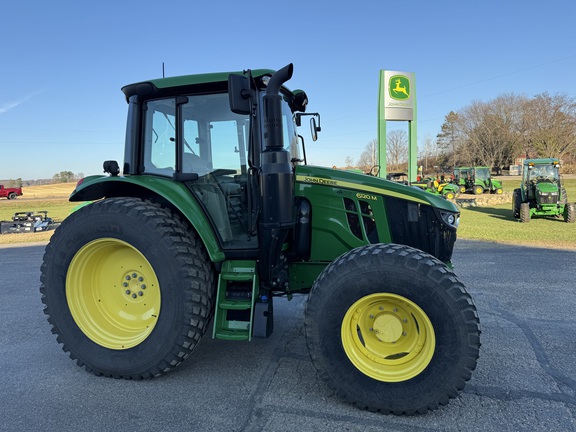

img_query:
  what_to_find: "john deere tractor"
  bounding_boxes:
[40,64,480,415]
[466,166,503,195]
[512,158,575,223]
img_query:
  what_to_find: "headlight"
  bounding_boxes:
[440,211,460,228]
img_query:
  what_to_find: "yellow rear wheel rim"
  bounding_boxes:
[341,293,435,382]
[66,238,161,350]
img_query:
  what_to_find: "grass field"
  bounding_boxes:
[457,177,576,250]
[1,178,575,249]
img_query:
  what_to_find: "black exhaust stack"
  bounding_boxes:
[259,64,295,288]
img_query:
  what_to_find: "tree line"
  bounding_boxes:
[437,92,576,171]
[2,172,85,187]
[350,91,576,174]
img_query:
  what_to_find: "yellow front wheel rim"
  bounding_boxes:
[341,293,435,382]
[66,238,161,350]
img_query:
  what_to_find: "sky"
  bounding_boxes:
[1,0,576,180]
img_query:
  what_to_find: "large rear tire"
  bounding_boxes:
[40,197,215,378]
[305,243,480,415]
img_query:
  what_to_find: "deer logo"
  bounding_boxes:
[389,75,410,101]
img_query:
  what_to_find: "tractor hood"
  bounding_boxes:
[295,165,459,212]
[536,182,559,194]
[294,165,460,264]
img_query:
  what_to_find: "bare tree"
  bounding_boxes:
[440,92,576,171]
[458,95,525,169]
[386,130,408,171]
[522,92,576,159]
[357,139,378,172]
[420,134,435,172]
[344,156,354,169]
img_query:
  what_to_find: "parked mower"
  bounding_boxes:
[465,167,503,195]
[512,158,574,223]
[411,177,459,200]
[0,211,55,234]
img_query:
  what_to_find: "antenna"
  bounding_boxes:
[162,62,165,78]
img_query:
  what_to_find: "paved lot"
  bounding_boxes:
[1,240,575,432]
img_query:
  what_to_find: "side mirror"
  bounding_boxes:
[295,112,321,141]
[228,73,251,114]
[310,117,319,142]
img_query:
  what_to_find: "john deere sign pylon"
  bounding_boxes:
[377,70,417,181]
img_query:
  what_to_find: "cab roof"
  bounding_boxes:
[121,69,276,101]
[524,158,560,165]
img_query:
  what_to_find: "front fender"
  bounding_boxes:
[70,175,225,263]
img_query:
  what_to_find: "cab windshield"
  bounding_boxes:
[528,165,559,183]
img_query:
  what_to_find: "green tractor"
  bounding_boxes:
[40,64,480,415]
[466,166,503,195]
[411,177,459,200]
[512,158,575,223]
[452,167,470,194]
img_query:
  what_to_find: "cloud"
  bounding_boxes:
[0,91,43,114]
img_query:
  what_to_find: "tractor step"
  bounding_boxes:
[213,260,258,341]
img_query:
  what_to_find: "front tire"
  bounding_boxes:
[305,244,480,415]
[520,202,531,223]
[40,197,215,378]
[565,203,575,223]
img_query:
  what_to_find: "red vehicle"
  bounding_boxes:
[0,185,23,200]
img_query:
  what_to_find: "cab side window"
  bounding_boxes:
[142,99,176,176]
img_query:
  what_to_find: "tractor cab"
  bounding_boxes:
[452,167,470,193]
[526,161,559,184]
[522,159,560,203]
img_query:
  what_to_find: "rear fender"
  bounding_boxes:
[70,175,225,263]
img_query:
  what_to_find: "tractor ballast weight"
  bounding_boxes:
[40,64,480,415]
[512,158,575,223]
